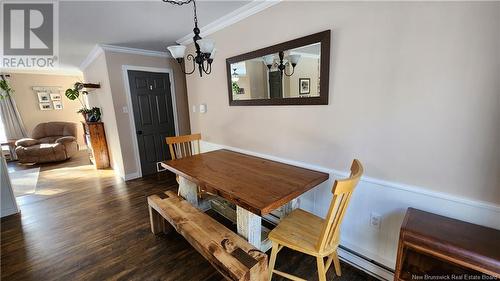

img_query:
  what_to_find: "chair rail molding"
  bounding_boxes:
[199,140,500,280]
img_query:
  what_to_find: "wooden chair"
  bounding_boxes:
[268,159,364,281]
[166,133,203,197]
[166,133,201,160]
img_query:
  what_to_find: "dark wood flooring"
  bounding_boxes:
[2,153,377,281]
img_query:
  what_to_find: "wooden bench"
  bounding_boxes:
[148,191,268,281]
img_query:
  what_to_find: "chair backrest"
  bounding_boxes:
[32,122,77,139]
[166,133,201,160]
[316,159,363,252]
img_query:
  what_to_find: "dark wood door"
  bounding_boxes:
[268,71,282,99]
[128,70,175,176]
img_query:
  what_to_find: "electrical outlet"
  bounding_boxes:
[370,212,382,229]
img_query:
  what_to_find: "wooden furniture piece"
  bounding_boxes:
[395,208,500,280]
[82,122,110,169]
[166,133,201,160]
[148,190,268,281]
[161,149,329,251]
[1,139,18,161]
[267,159,363,281]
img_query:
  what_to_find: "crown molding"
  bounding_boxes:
[79,44,105,71]
[0,67,82,76]
[100,44,170,58]
[79,44,171,71]
[176,0,281,45]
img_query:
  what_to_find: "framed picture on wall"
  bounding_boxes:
[39,103,53,111]
[50,93,62,101]
[299,78,310,95]
[37,92,50,102]
[53,101,63,110]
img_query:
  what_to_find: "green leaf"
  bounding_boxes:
[65,88,79,100]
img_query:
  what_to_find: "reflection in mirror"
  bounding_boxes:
[231,43,321,101]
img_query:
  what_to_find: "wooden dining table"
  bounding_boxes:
[161,149,329,251]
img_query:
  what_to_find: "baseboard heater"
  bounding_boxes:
[337,245,394,281]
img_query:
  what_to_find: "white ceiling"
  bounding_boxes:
[56,1,250,72]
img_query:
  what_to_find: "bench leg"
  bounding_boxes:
[149,205,173,234]
[237,206,262,250]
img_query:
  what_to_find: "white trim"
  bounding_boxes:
[80,44,170,71]
[101,44,170,58]
[337,247,393,281]
[199,141,500,213]
[79,44,104,71]
[0,68,82,76]
[123,172,141,181]
[122,65,180,179]
[176,0,281,45]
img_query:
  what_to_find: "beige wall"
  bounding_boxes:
[83,53,124,176]
[84,50,190,178]
[186,2,500,204]
[7,73,86,146]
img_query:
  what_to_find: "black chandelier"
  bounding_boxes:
[262,51,301,77]
[164,0,215,77]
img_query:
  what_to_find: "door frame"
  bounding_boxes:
[122,65,180,179]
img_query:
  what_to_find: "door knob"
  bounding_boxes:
[136,130,143,135]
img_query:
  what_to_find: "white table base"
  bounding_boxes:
[177,176,298,252]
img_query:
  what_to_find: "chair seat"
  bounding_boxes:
[269,209,336,256]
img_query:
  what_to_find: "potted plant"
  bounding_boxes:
[0,78,13,100]
[65,82,101,122]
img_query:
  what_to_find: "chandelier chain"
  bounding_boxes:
[162,0,198,24]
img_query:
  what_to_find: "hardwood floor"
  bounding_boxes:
[2,153,377,281]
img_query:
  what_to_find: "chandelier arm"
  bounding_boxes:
[203,61,212,75]
[284,66,295,77]
[182,54,196,75]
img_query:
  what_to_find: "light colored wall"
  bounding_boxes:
[103,51,190,177]
[83,50,190,178]
[186,2,500,272]
[83,53,124,176]
[186,1,500,204]
[7,73,85,146]
[287,57,320,98]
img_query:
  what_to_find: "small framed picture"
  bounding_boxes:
[53,101,63,110]
[299,78,310,95]
[39,103,53,111]
[50,93,62,101]
[37,92,50,102]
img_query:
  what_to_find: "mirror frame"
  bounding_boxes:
[226,30,330,106]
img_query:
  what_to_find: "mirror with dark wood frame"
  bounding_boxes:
[226,30,330,106]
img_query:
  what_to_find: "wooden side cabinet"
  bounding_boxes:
[395,208,500,280]
[82,122,110,169]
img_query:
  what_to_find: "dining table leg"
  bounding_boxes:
[177,176,201,205]
[236,206,262,250]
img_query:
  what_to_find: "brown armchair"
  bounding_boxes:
[15,122,79,164]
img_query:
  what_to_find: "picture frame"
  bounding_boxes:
[37,92,51,103]
[299,78,311,95]
[50,93,62,101]
[39,103,53,111]
[53,101,63,110]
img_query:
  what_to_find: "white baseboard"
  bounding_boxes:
[199,141,500,278]
[123,172,140,181]
[338,247,393,281]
